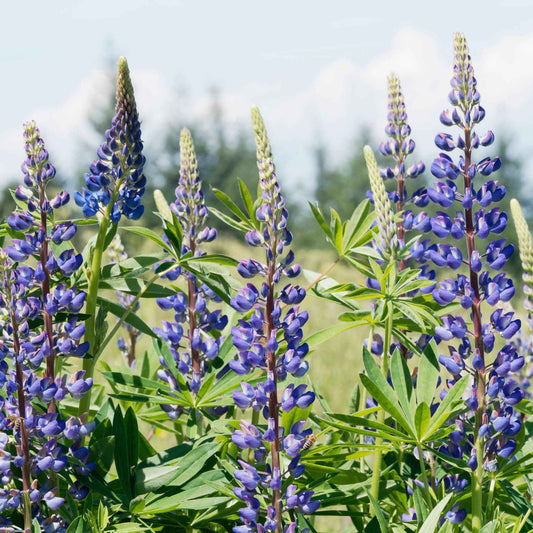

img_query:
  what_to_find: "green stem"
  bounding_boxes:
[361,324,375,473]
[485,476,496,521]
[370,303,393,512]
[78,213,110,416]
[304,258,339,292]
[416,443,433,506]
[471,430,484,532]
[23,490,32,533]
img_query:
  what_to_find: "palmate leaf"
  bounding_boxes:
[361,348,415,436]
[421,375,468,441]
[390,349,414,417]
[323,413,412,442]
[134,440,219,494]
[341,199,375,252]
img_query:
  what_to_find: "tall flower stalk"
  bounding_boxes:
[229,107,319,532]
[425,34,523,531]
[378,74,426,271]
[364,145,400,507]
[0,123,93,531]
[155,129,227,417]
[77,56,146,416]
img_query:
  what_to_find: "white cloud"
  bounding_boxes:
[1,28,532,194]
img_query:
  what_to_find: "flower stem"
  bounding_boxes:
[78,213,110,416]
[303,258,339,292]
[11,310,32,531]
[370,302,393,512]
[265,240,282,533]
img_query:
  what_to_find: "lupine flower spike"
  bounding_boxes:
[424,33,523,530]
[155,128,227,416]
[379,74,426,267]
[229,107,319,532]
[75,57,146,222]
[78,57,146,416]
[0,123,94,530]
[364,145,399,261]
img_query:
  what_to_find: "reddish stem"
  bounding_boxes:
[187,238,200,379]
[11,311,32,500]
[38,187,56,414]
[265,239,282,533]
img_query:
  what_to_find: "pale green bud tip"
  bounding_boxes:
[250,105,273,165]
[363,146,378,175]
[118,56,128,71]
[154,189,173,222]
[116,56,134,103]
[511,198,533,273]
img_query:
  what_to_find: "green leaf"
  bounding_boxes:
[96,501,109,530]
[418,494,452,533]
[238,179,257,220]
[282,405,311,436]
[308,202,333,242]
[422,375,469,441]
[212,187,250,222]
[361,348,414,435]
[390,349,413,422]
[188,253,239,267]
[31,519,42,533]
[134,441,219,493]
[99,278,174,298]
[101,371,167,392]
[113,407,133,499]
[122,226,170,251]
[209,206,249,232]
[417,340,441,407]
[304,323,357,350]
[129,494,146,515]
[97,296,155,337]
[364,487,389,532]
[479,521,502,533]
[341,199,373,252]
[107,523,150,532]
[65,517,86,533]
[101,253,166,279]
[414,402,431,441]
[125,407,139,472]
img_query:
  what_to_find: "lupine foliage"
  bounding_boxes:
[0,34,533,533]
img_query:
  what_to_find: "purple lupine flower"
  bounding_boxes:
[378,74,426,257]
[422,34,523,495]
[229,107,319,532]
[75,57,146,222]
[155,129,228,415]
[0,123,93,526]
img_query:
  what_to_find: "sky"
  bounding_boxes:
[1,0,533,202]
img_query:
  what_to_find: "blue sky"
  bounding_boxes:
[2,1,532,199]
